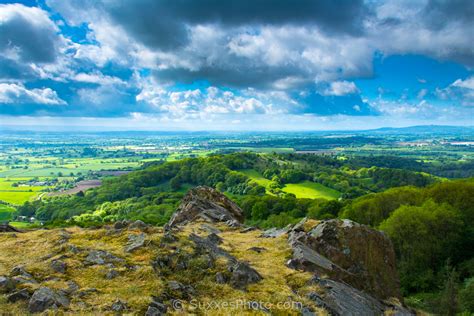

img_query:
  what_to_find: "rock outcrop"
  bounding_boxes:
[288,219,401,300]
[0,223,21,233]
[165,186,244,229]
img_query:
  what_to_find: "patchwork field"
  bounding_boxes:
[282,181,341,200]
[241,169,340,200]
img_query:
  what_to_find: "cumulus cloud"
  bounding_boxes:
[322,81,359,96]
[0,83,65,105]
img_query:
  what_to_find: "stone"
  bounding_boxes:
[0,276,15,293]
[114,220,130,230]
[7,289,30,302]
[129,220,148,230]
[248,247,267,253]
[64,281,79,295]
[148,299,167,314]
[28,287,69,313]
[228,261,263,290]
[85,249,124,265]
[215,272,227,284]
[161,232,178,243]
[50,260,67,273]
[288,219,401,300]
[240,226,257,233]
[146,306,164,316]
[200,223,221,234]
[125,233,146,252]
[105,269,119,279]
[167,281,195,299]
[110,299,128,312]
[205,232,222,244]
[165,186,244,229]
[260,225,291,238]
[308,279,386,316]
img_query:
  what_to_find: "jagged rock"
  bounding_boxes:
[10,265,31,277]
[0,276,15,293]
[288,219,401,300]
[7,289,30,302]
[215,272,227,284]
[165,186,244,229]
[200,223,221,234]
[129,220,148,230]
[228,261,263,290]
[205,232,222,244]
[291,217,307,232]
[125,233,146,252]
[64,281,79,295]
[308,278,387,316]
[28,287,69,313]
[167,281,195,299]
[225,219,242,228]
[68,244,81,254]
[10,266,37,285]
[189,233,234,261]
[248,247,266,253]
[105,269,119,279]
[147,298,167,315]
[85,250,124,265]
[240,226,257,233]
[114,220,130,230]
[50,260,67,273]
[76,288,98,298]
[260,225,291,238]
[161,231,178,244]
[0,223,21,233]
[57,230,71,244]
[110,299,128,312]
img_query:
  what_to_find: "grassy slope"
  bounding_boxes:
[0,223,323,315]
[282,181,341,200]
[242,169,340,200]
[0,204,15,221]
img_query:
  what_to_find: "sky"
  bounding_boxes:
[0,0,473,131]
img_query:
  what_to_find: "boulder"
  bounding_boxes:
[129,220,148,230]
[165,186,244,229]
[85,250,124,265]
[228,261,263,290]
[288,219,401,300]
[7,289,30,302]
[124,233,146,252]
[110,299,128,312]
[205,232,222,244]
[28,287,69,313]
[50,260,67,273]
[260,225,291,238]
[0,276,15,293]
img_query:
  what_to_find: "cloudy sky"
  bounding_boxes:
[0,0,473,130]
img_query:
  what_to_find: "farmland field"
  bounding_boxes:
[282,181,341,200]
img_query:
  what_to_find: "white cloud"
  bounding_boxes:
[0,83,65,105]
[73,72,126,86]
[322,81,359,96]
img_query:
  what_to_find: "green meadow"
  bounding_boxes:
[282,181,341,200]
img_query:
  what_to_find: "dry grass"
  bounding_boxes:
[0,223,325,315]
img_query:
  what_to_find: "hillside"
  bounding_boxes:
[0,187,411,315]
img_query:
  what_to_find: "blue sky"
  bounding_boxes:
[0,0,473,130]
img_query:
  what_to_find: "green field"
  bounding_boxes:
[282,181,341,200]
[242,169,340,199]
[0,204,15,221]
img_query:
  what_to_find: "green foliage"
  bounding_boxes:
[380,200,464,293]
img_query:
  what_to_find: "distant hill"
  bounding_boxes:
[362,125,474,135]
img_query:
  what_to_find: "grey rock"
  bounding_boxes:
[301,306,316,316]
[206,232,222,244]
[7,289,30,302]
[85,250,124,265]
[215,272,227,284]
[308,279,385,316]
[240,226,257,233]
[200,223,221,234]
[161,231,178,244]
[50,260,67,273]
[125,233,146,252]
[0,276,15,293]
[129,220,148,230]
[105,269,119,280]
[260,225,291,238]
[148,299,167,314]
[0,223,21,233]
[28,287,69,313]
[291,217,307,232]
[146,306,164,316]
[248,247,266,253]
[225,219,242,228]
[229,261,263,290]
[110,299,128,312]
[167,280,195,299]
[64,281,79,295]
[10,265,32,278]
[114,220,130,230]
[166,186,244,229]
[189,233,235,261]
